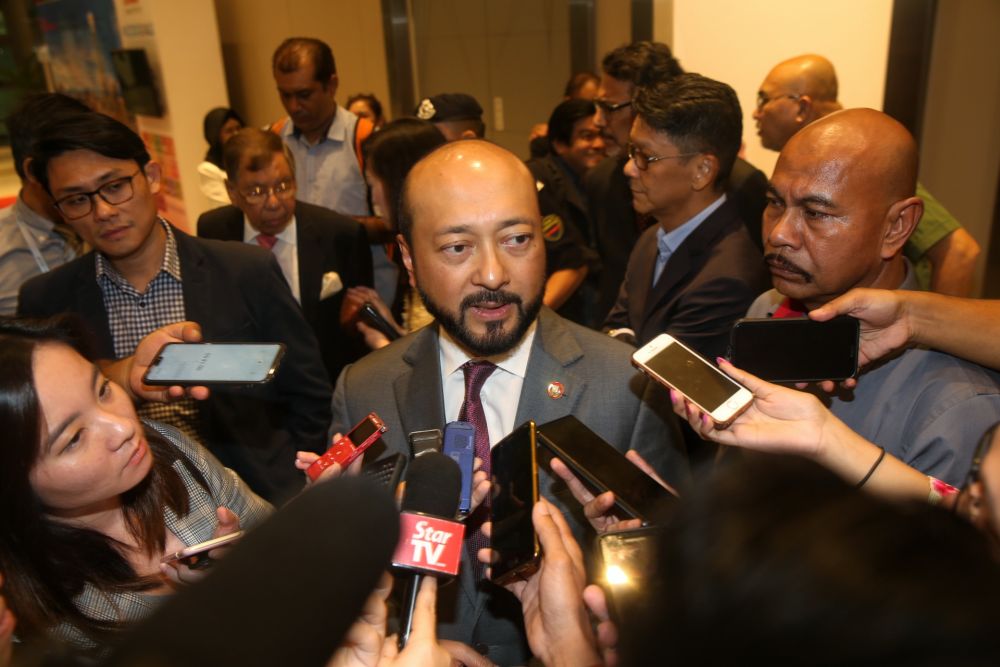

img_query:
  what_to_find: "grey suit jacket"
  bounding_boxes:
[331,307,686,664]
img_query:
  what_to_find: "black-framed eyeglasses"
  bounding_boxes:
[240,180,296,206]
[595,99,632,114]
[755,92,802,111]
[626,143,698,171]
[53,170,142,220]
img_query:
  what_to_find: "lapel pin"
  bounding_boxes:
[547,381,565,399]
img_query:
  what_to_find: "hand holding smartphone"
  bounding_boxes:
[307,413,388,481]
[728,316,860,383]
[161,531,244,570]
[632,334,753,427]
[489,421,541,585]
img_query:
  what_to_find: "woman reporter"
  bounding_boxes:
[0,316,270,657]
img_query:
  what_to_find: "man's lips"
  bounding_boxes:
[764,253,811,281]
[469,303,512,321]
[100,226,130,241]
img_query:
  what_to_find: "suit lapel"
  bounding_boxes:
[515,308,585,427]
[74,254,115,358]
[295,208,322,322]
[175,230,210,325]
[631,228,659,324]
[394,326,446,438]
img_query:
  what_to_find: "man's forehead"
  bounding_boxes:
[49,151,135,189]
[772,148,855,202]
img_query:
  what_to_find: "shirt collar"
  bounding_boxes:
[96,218,181,283]
[287,106,353,146]
[656,193,727,256]
[243,214,298,246]
[439,319,538,381]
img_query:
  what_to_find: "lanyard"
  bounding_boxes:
[16,220,51,273]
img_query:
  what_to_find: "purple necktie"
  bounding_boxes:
[256,233,278,251]
[460,360,496,579]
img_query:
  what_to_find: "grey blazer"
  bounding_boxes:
[331,307,686,665]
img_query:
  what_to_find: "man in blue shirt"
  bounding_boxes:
[604,73,768,361]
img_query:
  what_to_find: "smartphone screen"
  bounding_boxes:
[643,340,741,412]
[443,421,475,515]
[349,416,382,447]
[490,421,540,584]
[729,316,860,382]
[536,416,675,524]
[144,343,284,385]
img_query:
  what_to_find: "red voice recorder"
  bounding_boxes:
[307,412,388,481]
[392,513,465,577]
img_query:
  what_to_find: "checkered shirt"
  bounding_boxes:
[96,220,200,440]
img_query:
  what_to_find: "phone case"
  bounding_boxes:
[490,421,541,585]
[307,413,388,481]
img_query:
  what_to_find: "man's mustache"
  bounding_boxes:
[460,290,523,311]
[763,253,813,282]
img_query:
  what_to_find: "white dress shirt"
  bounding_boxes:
[243,216,300,303]
[440,320,538,448]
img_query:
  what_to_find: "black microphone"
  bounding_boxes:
[103,476,399,667]
[392,451,464,648]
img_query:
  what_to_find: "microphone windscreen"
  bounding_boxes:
[401,451,462,518]
[103,476,399,667]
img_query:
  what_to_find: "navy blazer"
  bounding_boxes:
[197,200,373,384]
[18,226,332,503]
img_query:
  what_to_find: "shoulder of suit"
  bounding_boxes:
[295,200,364,232]
[341,328,429,384]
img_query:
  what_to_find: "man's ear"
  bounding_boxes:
[459,129,478,140]
[794,95,814,123]
[691,154,719,192]
[397,233,417,289]
[143,161,162,195]
[551,139,568,157]
[881,195,923,259]
[325,73,339,97]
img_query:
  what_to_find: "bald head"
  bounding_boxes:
[784,108,918,201]
[399,140,539,244]
[754,54,844,151]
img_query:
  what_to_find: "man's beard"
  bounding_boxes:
[418,285,543,357]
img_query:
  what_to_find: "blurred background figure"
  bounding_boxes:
[346,92,386,131]
[529,71,600,158]
[197,107,244,204]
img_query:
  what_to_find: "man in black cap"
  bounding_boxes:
[415,93,486,141]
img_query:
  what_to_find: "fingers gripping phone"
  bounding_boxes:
[632,334,753,427]
[728,316,860,383]
[143,343,284,386]
[307,413,388,481]
[489,421,541,585]
[160,531,244,569]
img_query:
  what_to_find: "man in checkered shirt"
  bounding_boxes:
[18,109,332,503]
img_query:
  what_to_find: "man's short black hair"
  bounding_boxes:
[5,93,89,181]
[633,73,742,188]
[28,110,151,193]
[272,37,336,83]
[546,98,597,149]
[601,41,684,88]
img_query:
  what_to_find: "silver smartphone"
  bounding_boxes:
[143,342,284,385]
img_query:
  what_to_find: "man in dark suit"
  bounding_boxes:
[197,128,373,383]
[17,110,331,503]
[329,140,686,665]
[586,41,769,321]
[604,73,768,362]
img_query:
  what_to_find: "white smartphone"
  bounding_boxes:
[160,531,244,566]
[143,343,284,386]
[632,333,753,427]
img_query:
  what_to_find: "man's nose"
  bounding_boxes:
[473,245,509,290]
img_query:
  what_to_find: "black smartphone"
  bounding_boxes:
[489,420,540,585]
[360,302,401,342]
[597,526,663,626]
[362,453,407,491]
[536,415,676,525]
[142,342,284,386]
[729,316,860,383]
[408,429,443,459]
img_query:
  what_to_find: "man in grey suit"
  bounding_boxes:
[330,140,686,665]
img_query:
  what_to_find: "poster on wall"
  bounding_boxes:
[141,131,187,229]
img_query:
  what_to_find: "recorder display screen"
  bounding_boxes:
[645,343,739,411]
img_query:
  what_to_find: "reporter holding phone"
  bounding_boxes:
[0,316,271,659]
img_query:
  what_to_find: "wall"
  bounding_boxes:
[213,0,390,130]
[410,0,571,157]
[595,0,632,71]
[661,0,894,179]
[920,0,1000,296]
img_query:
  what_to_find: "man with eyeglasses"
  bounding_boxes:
[197,128,373,383]
[753,54,981,297]
[585,41,769,323]
[604,74,768,365]
[18,110,332,503]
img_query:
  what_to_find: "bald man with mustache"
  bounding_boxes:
[753,54,981,296]
[747,108,1000,487]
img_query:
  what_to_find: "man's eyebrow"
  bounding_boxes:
[56,169,122,195]
[766,184,782,199]
[793,194,838,209]
[44,364,98,452]
[433,219,534,237]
